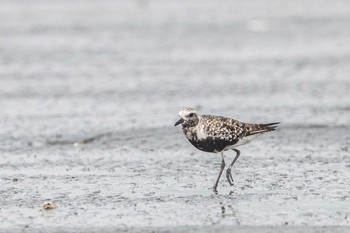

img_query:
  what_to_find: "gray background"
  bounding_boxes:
[0,0,349,232]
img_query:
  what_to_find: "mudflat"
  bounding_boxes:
[0,0,349,232]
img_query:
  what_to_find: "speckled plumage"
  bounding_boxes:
[176,107,278,153]
[174,107,279,192]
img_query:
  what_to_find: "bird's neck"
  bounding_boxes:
[182,124,198,141]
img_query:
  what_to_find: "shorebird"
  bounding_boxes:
[174,107,279,192]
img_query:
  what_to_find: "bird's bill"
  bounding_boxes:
[174,118,184,126]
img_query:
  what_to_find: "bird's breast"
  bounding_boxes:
[188,137,239,153]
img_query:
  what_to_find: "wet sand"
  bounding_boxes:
[0,0,349,232]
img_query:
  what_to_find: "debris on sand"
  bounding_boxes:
[40,201,57,210]
[73,132,111,147]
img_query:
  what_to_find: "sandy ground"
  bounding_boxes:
[0,0,349,232]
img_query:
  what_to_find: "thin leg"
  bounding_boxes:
[213,152,226,192]
[226,149,240,186]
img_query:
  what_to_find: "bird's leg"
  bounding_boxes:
[226,149,240,186]
[213,152,226,193]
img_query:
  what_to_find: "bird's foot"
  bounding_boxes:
[212,186,219,195]
[226,168,234,186]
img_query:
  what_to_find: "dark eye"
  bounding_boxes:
[189,113,194,117]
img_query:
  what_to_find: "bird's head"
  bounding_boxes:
[174,107,199,127]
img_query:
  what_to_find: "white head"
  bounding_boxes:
[174,107,199,127]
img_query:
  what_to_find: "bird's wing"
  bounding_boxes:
[201,115,245,142]
[202,115,279,140]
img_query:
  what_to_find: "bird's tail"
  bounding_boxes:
[248,122,280,135]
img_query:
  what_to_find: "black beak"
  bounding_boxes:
[174,118,184,126]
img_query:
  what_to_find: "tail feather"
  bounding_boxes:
[248,122,280,135]
[260,122,280,130]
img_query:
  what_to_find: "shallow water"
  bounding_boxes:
[0,0,349,232]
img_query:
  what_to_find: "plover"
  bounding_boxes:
[174,107,279,192]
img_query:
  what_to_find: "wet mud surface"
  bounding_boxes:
[0,0,350,232]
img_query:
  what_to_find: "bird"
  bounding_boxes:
[174,107,279,192]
